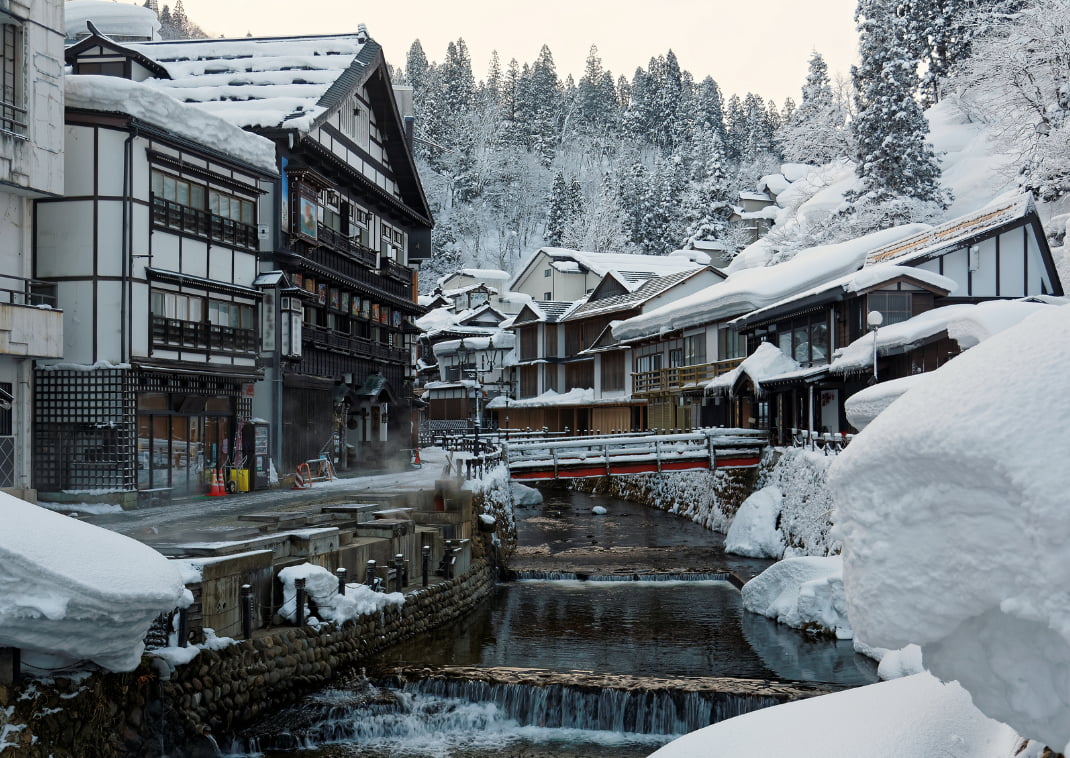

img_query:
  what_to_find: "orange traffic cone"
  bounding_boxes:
[207,468,227,497]
[413,448,421,466]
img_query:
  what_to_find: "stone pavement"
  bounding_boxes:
[78,447,455,543]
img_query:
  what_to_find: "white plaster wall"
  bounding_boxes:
[95,201,125,277]
[94,280,123,360]
[96,129,127,197]
[64,125,96,196]
[36,200,94,278]
[56,280,95,363]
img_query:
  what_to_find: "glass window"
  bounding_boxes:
[868,292,912,326]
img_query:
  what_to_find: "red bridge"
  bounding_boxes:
[506,429,768,482]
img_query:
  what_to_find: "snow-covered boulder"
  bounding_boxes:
[742,556,851,639]
[830,304,1070,752]
[277,563,403,625]
[724,486,784,558]
[0,492,190,672]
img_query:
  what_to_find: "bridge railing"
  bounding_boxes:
[505,427,767,478]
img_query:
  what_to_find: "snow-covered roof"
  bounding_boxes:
[0,492,189,672]
[613,223,931,342]
[829,299,1063,375]
[865,194,1034,266]
[126,32,372,132]
[512,247,706,290]
[567,268,711,321]
[65,0,161,41]
[484,387,629,409]
[439,268,510,284]
[65,75,278,175]
[732,264,957,329]
[705,342,801,396]
[511,300,580,325]
[432,332,515,358]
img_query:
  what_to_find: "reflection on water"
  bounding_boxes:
[376,580,876,685]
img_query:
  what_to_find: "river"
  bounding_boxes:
[226,487,876,758]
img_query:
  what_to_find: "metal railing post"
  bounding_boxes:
[394,554,405,593]
[241,584,254,640]
[336,567,347,596]
[177,607,189,648]
[422,545,431,587]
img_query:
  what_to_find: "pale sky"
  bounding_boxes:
[168,0,860,105]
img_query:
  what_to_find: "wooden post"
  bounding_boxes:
[294,577,306,626]
[336,567,347,596]
[395,554,405,593]
[422,545,430,587]
[0,647,20,685]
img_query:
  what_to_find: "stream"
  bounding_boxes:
[225,488,877,757]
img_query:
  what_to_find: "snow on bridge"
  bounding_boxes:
[505,428,768,481]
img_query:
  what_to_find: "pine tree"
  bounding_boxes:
[521,45,561,167]
[171,0,188,38]
[899,0,973,105]
[143,0,159,14]
[405,41,431,99]
[482,51,502,108]
[544,172,571,246]
[683,129,735,251]
[576,46,618,137]
[850,0,948,206]
[778,51,851,165]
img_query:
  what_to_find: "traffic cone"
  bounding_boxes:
[413,448,421,466]
[207,468,227,497]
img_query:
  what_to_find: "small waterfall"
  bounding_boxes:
[403,678,782,735]
[510,570,733,583]
[232,682,679,755]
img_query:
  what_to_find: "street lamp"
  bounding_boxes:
[867,310,883,386]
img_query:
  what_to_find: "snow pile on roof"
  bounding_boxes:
[649,673,1024,758]
[276,563,403,625]
[487,387,593,409]
[724,486,785,559]
[614,223,930,342]
[129,34,368,132]
[0,492,190,672]
[830,305,1070,751]
[741,556,852,639]
[65,75,278,174]
[66,0,161,40]
[844,374,931,431]
[705,342,800,395]
[830,299,1060,374]
[456,268,510,282]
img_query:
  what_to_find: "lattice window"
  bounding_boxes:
[34,369,137,492]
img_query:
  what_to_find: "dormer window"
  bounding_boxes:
[75,59,126,77]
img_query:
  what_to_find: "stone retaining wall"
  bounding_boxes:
[0,482,510,758]
[0,562,494,758]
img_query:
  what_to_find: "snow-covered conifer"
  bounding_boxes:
[850,0,948,207]
[778,51,852,165]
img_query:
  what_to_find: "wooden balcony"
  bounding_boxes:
[631,358,743,397]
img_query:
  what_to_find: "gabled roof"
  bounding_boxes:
[511,300,579,326]
[457,303,507,327]
[567,267,713,321]
[510,247,706,291]
[65,30,170,78]
[118,30,432,227]
[866,195,1034,266]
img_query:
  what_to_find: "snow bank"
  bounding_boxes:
[649,673,1024,758]
[843,374,930,431]
[277,563,403,625]
[755,447,838,556]
[830,305,1070,751]
[510,482,543,505]
[724,486,784,558]
[741,556,851,639]
[0,492,190,672]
